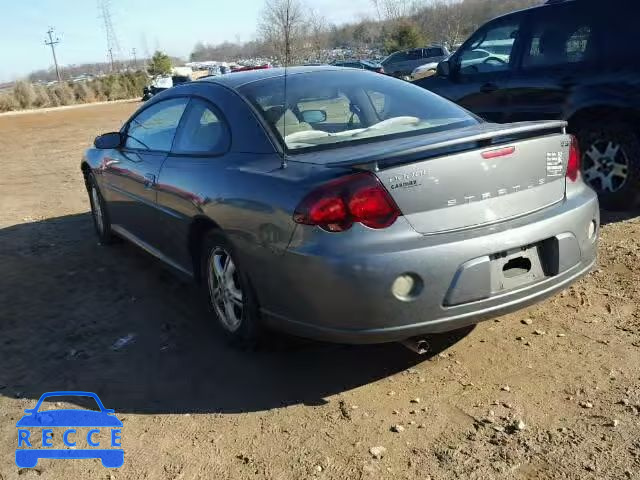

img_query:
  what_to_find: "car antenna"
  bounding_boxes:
[281,10,290,170]
[281,64,288,169]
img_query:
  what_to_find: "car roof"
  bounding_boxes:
[197,66,345,89]
[490,0,577,22]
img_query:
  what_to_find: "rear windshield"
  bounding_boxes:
[238,70,477,152]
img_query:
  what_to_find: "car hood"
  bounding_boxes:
[16,410,123,427]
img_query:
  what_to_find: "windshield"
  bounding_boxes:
[239,70,477,152]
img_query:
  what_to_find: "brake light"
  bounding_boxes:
[567,135,581,182]
[294,172,401,232]
[481,146,515,159]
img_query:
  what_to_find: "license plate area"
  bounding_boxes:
[489,244,546,293]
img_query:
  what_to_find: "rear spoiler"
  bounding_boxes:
[327,120,568,171]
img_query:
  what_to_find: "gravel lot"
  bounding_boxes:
[0,101,639,480]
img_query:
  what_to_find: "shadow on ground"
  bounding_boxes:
[600,206,640,225]
[0,214,472,414]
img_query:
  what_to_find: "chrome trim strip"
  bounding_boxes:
[111,225,193,277]
[102,182,184,220]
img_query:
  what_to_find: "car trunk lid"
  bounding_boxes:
[296,120,570,234]
[380,133,569,234]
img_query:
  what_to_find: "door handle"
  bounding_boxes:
[143,173,156,188]
[480,83,498,93]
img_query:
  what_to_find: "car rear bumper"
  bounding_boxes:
[258,185,599,344]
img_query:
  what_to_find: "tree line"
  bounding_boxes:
[0,72,148,113]
[0,52,174,113]
[190,0,542,64]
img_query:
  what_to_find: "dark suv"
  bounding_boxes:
[416,0,639,209]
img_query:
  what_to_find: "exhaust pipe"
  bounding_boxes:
[400,337,430,355]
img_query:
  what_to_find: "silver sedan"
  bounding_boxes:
[82,67,599,347]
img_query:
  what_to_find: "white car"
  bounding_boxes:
[411,61,441,80]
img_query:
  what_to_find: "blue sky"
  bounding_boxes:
[0,0,374,81]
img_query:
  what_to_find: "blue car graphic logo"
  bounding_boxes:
[15,391,123,468]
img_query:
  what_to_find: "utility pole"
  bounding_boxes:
[98,0,121,72]
[131,47,137,70]
[45,27,62,82]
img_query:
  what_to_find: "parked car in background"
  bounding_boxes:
[415,0,640,209]
[332,60,385,74]
[142,75,191,101]
[83,67,598,348]
[382,45,449,79]
[231,64,271,73]
[411,54,451,81]
[207,65,222,76]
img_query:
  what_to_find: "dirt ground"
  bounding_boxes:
[0,101,639,480]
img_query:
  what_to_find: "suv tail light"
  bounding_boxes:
[294,172,401,232]
[567,135,581,182]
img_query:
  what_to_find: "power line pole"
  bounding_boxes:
[45,27,62,82]
[131,47,137,70]
[98,0,121,72]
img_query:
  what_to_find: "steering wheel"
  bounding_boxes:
[483,56,507,65]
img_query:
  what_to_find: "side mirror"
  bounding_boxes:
[300,110,327,124]
[436,59,451,77]
[94,132,123,149]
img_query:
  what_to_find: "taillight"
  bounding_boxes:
[567,135,580,182]
[294,172,401,232]
[375,67,385,74]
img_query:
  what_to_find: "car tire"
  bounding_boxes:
[87,174,115,245]
[574,122,640,210]
[200,230,263,347]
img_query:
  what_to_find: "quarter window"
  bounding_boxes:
[125,98,188,151]
[173,99,230,154]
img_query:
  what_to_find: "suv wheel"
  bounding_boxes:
[576,123,640,210]
[201,231,262,347]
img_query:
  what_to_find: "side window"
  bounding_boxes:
[407,49,423,60]
[425,47,443,57]
[390,52,409,63]
[457,20,520,75]
[125,98,188,151]
[173,99,230,154]
[523,10,594,69]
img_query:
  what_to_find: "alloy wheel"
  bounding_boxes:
[207,247,244,332]
[582,140,630,193]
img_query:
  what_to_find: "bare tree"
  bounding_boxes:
[432,0,466,48]
[258,0,308,65]
[306,10,330,59]
[370,0,416,22]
